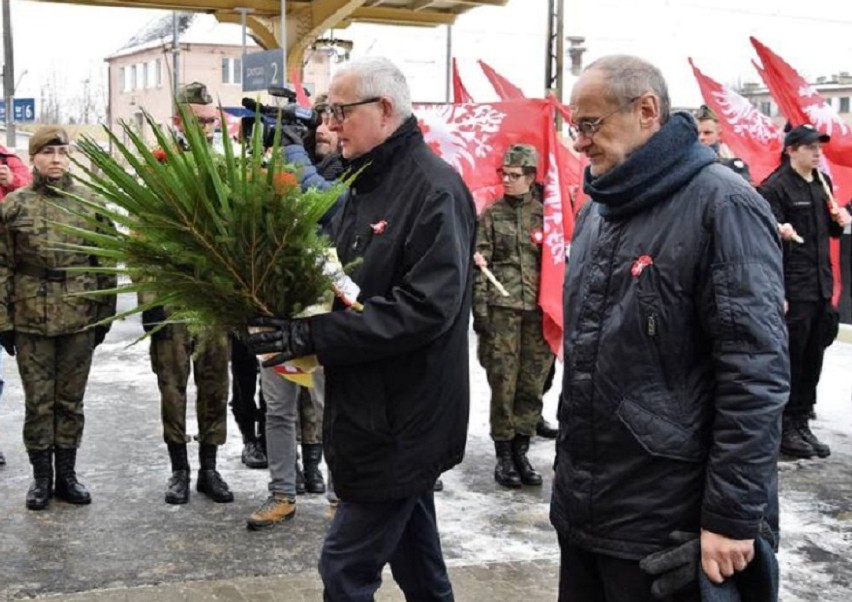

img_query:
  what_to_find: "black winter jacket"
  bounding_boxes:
[758,163,842,302]
[308,117,476,502]
[552,160,789,559]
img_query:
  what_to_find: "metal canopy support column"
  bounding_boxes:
[545,0,564,102]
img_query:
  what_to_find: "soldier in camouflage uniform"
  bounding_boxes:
[0,126,117,510]
[140,82,233,505]
[473,144,555,489]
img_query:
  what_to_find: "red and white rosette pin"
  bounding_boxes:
[631,255,653,278]
[530,229,544,245]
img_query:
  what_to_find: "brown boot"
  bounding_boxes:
[246,493,296,530]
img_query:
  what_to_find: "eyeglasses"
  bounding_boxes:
[568,95,644,140]
[497,168,525,182]
[323,97,382,122]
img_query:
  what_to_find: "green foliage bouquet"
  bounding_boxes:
[60,107,348,333]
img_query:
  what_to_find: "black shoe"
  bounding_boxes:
[535,417,558,439]
[54,448,91,505]
[780,417,816,459]
[433,477,444,492]
[26,449,53,511]
[512,435,543,486]
[295,461,307,495]
[165,470,190,504]
[302,443,326,494]
[197,469,234,503]
[197,443,234,503]
[494,441,522,488]
[797,418,830,458]
[241,441,268,469]
[0,448,6,466]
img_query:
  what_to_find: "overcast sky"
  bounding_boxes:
[4,0,852,111]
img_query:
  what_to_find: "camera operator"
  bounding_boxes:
[278,95,345,226]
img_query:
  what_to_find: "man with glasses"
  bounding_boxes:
[553,55,787,600]
[247,56,475,601]
[141,81,233,506]
[473,144,555,490]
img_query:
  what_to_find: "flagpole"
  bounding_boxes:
[445,25,452,103]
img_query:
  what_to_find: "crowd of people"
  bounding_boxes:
[0,52,844,601]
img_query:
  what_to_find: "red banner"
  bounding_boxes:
[478,60,526,101]
[689,58,782,184]
[452,58,474,104]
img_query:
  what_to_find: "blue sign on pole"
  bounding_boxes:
[242,49,285,92]
[0,98,36,122]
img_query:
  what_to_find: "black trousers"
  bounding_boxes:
[319,490,454,602]
[557,535,704,602]
[229,335,265,442]
[785,300,831,418]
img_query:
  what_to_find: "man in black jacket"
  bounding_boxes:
[759,125,850,459]
[248,56,475,601]
[554,55,789,601]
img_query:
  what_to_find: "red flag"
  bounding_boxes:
[751,37,852,169]
[289,68,312,107]
[689,58,783,184]
[478,60,526,101]
[452,58,474,104]
[416,99,570,355]
[748,41,849,307]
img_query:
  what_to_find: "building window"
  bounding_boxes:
[142,62,149,89]
[120,67,127,92]
[759,101,772,116]
[840,97,850,113]
[222,57,242,85]
[156,59,163,87]
[123,66,133,92]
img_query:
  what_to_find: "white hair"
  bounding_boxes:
[334,56,413,121]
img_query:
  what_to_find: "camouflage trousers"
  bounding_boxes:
[295,367,325,444]
[150,324,229,446]
[16,330,95,451]
[480,308,555,441]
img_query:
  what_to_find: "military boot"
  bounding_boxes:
[512,434,543,486]
[54,448,91,505]
[494,441,522,488]
[26,449,53,510]
[295,460,306,495]
[780,415,816,459]
[302,443,326,494]
[797,417,830,458]
[197,443,234,503]
[165,442,190,505]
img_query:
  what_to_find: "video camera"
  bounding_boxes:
[240,85,321,147]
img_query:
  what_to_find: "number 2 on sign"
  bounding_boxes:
[269,62,279,85]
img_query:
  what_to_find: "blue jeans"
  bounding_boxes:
[319,490,454,602]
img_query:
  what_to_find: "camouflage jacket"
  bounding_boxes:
[473,191,544,316]
[0,172,118,335]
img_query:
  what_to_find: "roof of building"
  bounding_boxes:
[108,12,256,60]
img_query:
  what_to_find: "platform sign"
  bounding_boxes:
[0,98,36,122]
[243,49,285,92]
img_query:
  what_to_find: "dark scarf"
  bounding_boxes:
[32,171,73,196]
[583,112,716,220]
[343,115,422,192]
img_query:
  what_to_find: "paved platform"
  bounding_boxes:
[1,293,851,601]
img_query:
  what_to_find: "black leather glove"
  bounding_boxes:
[639,531,700,601]
[0,330,15,357]
[93,325,109,347]
[141,306,167,333]
[246,316,314,367]
[279,124,309,147]
[472,312,489,336]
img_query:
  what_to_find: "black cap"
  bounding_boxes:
[784,124,830,147]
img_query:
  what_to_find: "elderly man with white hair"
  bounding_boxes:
[248,56,476,601]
